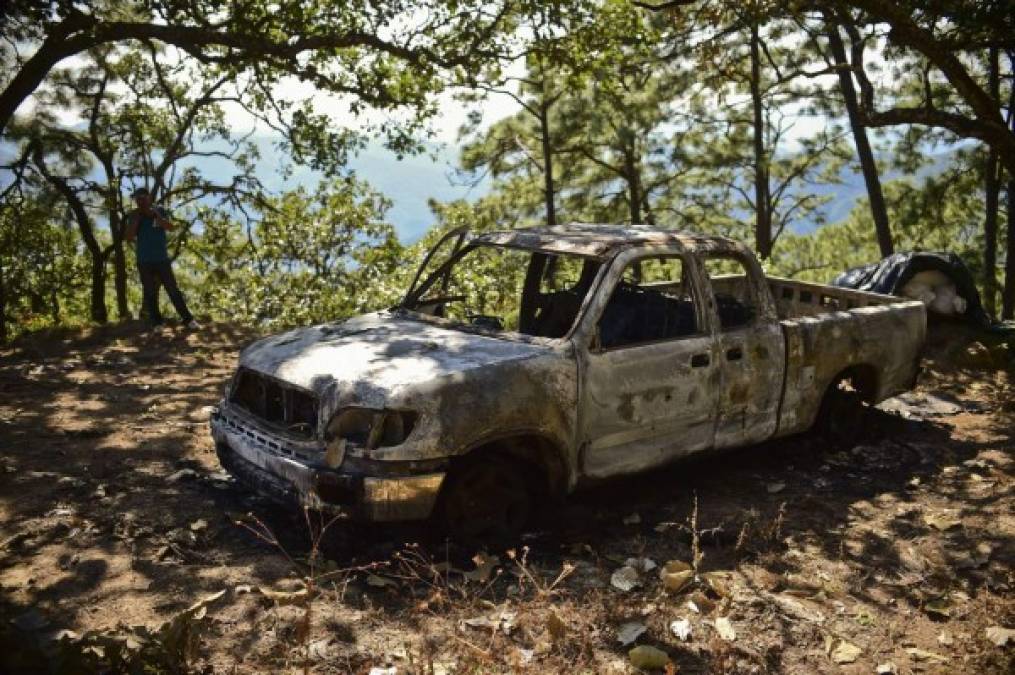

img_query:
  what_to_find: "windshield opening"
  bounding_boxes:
[403,244,601,339]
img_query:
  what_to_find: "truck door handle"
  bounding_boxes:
[690,353,710,368]
[726,347,743,361]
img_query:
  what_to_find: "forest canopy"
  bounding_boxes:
[1,0,1013,341]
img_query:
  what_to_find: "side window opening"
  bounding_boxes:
[703,255,756,330]
[598,256,699,349]
[526,254,601,339]
[539,254,585,294]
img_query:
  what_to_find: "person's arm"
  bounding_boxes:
[125,210,139,242]
[153,207,174,231]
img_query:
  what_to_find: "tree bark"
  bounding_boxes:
[827,21,893,256]
[107,194,130,319]
[92,129,132,320]
[983,47,1001,318]
[644,198,656,226]
[629,175,643,224]
[623,147,644,224]
[750,22,772,258]
[1003,176,1015,320]
[1002,51,1015,321]
[112,233,129,319]
[538,102,557,227]
[32,147,108,323]
[0,254,7,343]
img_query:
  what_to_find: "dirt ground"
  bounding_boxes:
[0,321,1012,674]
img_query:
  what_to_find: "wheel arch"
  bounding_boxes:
[823,363,880,404]
[812,362,880,439]
[449,431,571,499]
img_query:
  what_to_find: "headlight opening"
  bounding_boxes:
[326,408,418,450]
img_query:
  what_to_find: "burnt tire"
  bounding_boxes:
[815,379,867,446]
[438,454,531,544]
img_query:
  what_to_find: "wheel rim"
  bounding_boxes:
[443,460,530,540]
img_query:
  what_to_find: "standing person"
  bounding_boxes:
[125,187,199,330]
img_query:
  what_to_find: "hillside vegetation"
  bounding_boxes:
[2,1,1014,340]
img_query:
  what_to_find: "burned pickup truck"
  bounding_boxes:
[211,225,925,538]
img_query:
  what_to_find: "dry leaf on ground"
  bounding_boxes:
[984,626,1014,647]
[628,645,669,670]
[830,640,861,664]
[905,647,948,663]
[670,618,692,642]
[617,621,647,646]
[611,565,641,592]
[714,616,735,641]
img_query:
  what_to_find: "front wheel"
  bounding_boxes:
[438,455,531,544]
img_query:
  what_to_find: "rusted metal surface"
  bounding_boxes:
[361,474,446,521]
[212,224,927,522]
[478,224,745,259]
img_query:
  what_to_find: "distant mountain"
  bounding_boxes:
[793,170,867,234]
[234,138,953,240]
[201,135,489,243]
[791,152,954,234]
[0,134,489,243]
[6,131,953,242]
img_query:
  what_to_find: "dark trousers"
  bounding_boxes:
[138,261,193,325]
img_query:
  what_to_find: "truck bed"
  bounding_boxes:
[766,277,926,436]
[767,277,909,319]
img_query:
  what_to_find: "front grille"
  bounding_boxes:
[231,368,319,437]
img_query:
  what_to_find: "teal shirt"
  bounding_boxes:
[135,208,170,264]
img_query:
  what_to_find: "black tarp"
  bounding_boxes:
[831,251,991,326]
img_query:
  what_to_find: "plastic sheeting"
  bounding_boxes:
[831,251,990,326]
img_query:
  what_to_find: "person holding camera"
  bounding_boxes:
[125,187,199,330]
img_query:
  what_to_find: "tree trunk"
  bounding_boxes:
[96,151,131,320]
[112,239,129,319]
[538,102,557,227]
[109,205,130,320]
[750,22,772,258]
[33,147,109,323]
[624,150,643,224]
[87,253,107,323]
[982,47,1001,318]
[1004,177,1015,320]
[50,277,60,324]
[827,21,893,257]
[644,199,656,226]
[1002,51,1015,321]
[629,178,642,224]
[0,255,7,343]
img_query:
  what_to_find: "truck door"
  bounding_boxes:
[579,250,719,479]
[700,252,786,449]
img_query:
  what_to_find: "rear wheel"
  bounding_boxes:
[439,455,531,543]
[816,378,867,446]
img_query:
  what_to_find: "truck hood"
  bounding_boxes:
[239,312,550,400]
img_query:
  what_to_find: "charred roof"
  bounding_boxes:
[476,223,746,259]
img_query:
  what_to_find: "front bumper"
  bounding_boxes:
[210,406,444,521]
